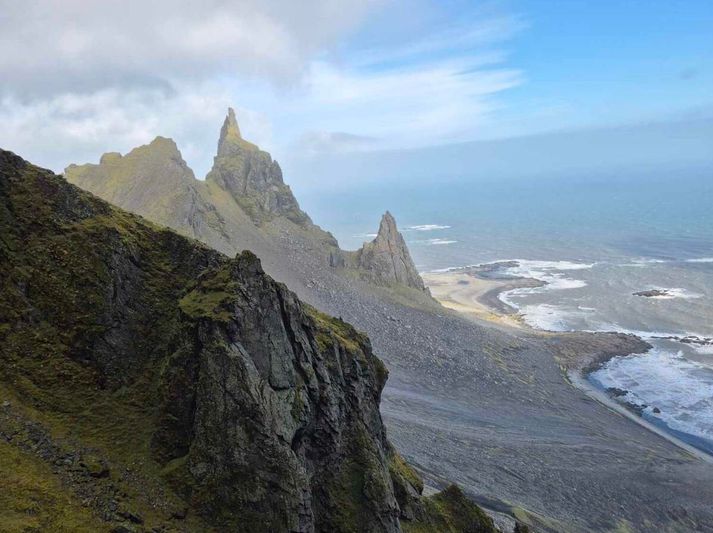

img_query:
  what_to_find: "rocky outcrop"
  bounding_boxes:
[349,212,428,292]
[206,107,312,226]
[65,136,226,242]
[64,108,431,297]
[0,149,495,532]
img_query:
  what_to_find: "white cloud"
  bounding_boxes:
[297,57,521,147]
[0,0,381,94]
[0,83,273,177]
[280,13,525,154]
[0,1,523,175]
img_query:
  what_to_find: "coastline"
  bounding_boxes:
[421,268,542,330]
[567,370,713,464]
[423,264,713,462]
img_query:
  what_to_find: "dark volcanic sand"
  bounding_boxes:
[164,221,713,532]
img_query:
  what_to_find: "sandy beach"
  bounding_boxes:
[423,264,713,472]
[422,268,541,329]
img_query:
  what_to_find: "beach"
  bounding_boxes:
[421,268,542,329]
[423,262,713,466]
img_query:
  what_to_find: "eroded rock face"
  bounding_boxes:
[206,108,312,226]
[350,212,428,292]
[169,253,400,532]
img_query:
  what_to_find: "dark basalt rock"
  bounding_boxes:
[206,107,312,226]
[633,289,669,298]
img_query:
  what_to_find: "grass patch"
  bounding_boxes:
[0,440,104,532]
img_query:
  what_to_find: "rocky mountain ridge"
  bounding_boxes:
[65,108,428,293]
[0,148,501,532]
[58,107,713,532]
[206,107,312,226]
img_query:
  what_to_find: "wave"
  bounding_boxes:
[591,348,713,444]
[495,259,591,311]
[623,257,713,267]
[516,303,594,332]
[414,238,457,246]
[426,238,457,245]
[407,224,451,231]
[621,258,668,268]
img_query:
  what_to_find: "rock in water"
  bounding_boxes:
[350,211,429,292]
[206,107,312,226]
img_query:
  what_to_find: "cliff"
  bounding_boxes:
[0,149,497,532]
[349,212,428,292]
[205,107,312,226]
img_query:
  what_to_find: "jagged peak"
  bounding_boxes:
[376,211,398,240]
[90,137,181,167]
[222,107,242,140]
[149,135,180,148]
[217,107,258,155]
[353,210,428,292]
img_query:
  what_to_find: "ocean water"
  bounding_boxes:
[301,166,713,452]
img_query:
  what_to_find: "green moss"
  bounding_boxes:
[179,265,238,321]
[389,452,424,495]
[323,423,391,532]
[306,305,367,355]
[0,152,215,530]
[0,440,104,532]
[402,485,497,533]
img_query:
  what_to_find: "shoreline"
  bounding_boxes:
[421,267,543,330]
[424,264,713,463]
[567,370,713,464]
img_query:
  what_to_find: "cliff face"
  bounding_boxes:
[0,149,495,532]
[206,107,312,226]
[349,212,428,292]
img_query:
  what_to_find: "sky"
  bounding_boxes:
[0,0,711,179]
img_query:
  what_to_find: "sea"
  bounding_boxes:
[302,166,713,454]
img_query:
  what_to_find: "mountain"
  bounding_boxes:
[206,107,311,226]
[61,107,713,532]
[347,212,427,292]
[0,149,500,532]
[65,108,428,294]
[65,136,226,243]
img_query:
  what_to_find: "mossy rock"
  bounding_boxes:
[402,485,498,533]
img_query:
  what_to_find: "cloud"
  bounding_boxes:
[0,0,381,96]
[0,1,523,175]
[277,13,525,154]
[298,56,521,147]
[0,82,274,177]
[294,131,379,155]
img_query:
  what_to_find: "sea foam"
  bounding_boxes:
[407,224,451,231]
[591,348,713,444]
